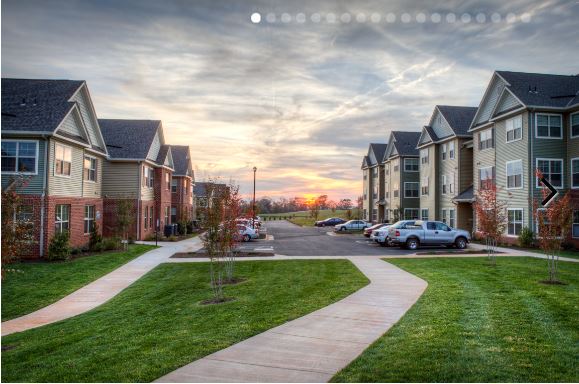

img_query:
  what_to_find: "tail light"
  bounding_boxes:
[395,230,400,237]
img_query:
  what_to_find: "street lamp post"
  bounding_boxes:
[252,166,257,226]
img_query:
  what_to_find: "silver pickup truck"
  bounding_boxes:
[388,220,471,250]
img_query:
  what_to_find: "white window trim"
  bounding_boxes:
[449,142,455,160]
[506,208,524,237]
[478,166,495,189]
[421,208,429,221]
[404,158,419,172]
[448,208,456,228]
[441,175,447,195]
[573,209,579,238]
[505,159,524,190]
[1,139,39,175]
[535,113,563,139]
[571,157,579,189]
[84,205,95,234]
[478,128,494,151]
[505,114,523,144]
[535,158,564,188]
[404,208,419,220]
[54,143,72,179]
[404,182,420,198]
[571,112,579,139]
[441,143,447,160]
[83,155,97,183]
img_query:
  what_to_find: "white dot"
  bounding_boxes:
[431,13,441,23]
[476,13,486,23]
[401,13,411,23]
[311,13,321,23]
[250,12,261,24]
[266,13,276,23]
[356,13,366,23]
[296,13,306,23]
[326,13,336,23]
[446,13,456,23]
[281,13,291,23]
[520,13,532,23]
[506,13,517,23]
[371,12,381,23]
[416,13,426,23]
[491,13,501,23]
[461,13,471,23]
[386,13,396,23]
[340,13,351,23]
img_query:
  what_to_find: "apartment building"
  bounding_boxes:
[1,79,108,257]
[416,105,477,230]
[469,71,579,245]
[169,145,195,223]
[361,143,387,222]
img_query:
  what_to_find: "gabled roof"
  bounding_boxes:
[390,131,420,157]
[99,119,161,160]
[361,155,370,169]
[437,106,478,136]
[170,145,194,177]
[496,71,579,108]
[193,182,227,197]
[453,185,474,203]
[363,143,387,167]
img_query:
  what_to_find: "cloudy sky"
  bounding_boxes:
[2,0,579,200]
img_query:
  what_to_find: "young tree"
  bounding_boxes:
[327,200,337,213]
[534,170,573,284]
[115,197,136,250]
[356,195,363,219]
[473,183,507,265]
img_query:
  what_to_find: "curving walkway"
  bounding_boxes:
[1,237,203,336]
[155,256,428,383]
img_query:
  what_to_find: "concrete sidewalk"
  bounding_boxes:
[1,237,202,336]
[155,257,428,383]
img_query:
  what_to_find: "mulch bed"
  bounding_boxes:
[416,249,505,255]
[171,251,274,258]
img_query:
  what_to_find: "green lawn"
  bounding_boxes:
[1,244,156,321]
[2,259,368,383]
[333,257,579,383]
[261,209,362,227]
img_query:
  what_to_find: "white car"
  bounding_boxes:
[237,225,258,242]
[370,225,392,246]
[334,220,371,232]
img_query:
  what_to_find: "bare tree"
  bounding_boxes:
[115,197,136,250]
[473,183,507,266]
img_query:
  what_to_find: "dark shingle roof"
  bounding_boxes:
[1,78,84,133]
[454,185,474,202]
[369,143,387,166]
[361,155,369,168]
[170,145,192,176]
[194,182,226,197]
[391,131,421,156]
[156,144,170,166]
[437,105,478,136]
[99,119,160,159]
[497,71,579,108]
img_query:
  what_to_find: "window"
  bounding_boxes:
[479,166,495,189]
[143,166,154,188]
[166,172,170,190]
[506,115,523,142]
[393,183,399,198]
[165,206,170,224]
[420,148,429,164]
[54,143,72,176]
[536,159,563,188]
[572,113,579,138]
[449,209,455,228]
[393,160,399,172]
[372,167,378,178]
[421,209,429,221]
[506,160,523,189]
[149,206,154,228]
[573,210,579,238]
[535,208,558,236]
[442,210,447,224]
[507,209,523,236]
[372,209,377,221]
[15,205,34,232]
[404,182,419,198]
[171,207,177,223]
[1,140,38,174]
[55,205,70,233]
[84,205,95,234]
[479,128,494,150]
[171,179,177,193]
[442,143,447,160]
[144,206,149,229]
[372,184,378,199]
[449,141,455,159]
[404,158,419,172]
[442,175,447,194]
[363,170,368,180]
[536,114,562,139]
[385,165,389,175]
[404,208,419,220]
[84,156,97,181]
[449,172,455,194]
[571,158,579,189]
[421,176,429,196]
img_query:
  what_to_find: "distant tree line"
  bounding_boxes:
[242,196,355,214]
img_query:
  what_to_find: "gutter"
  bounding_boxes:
[39,135,50,257]
[528,108,534,231]
[137,161,142,240]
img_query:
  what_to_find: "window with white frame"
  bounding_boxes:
[171,179,177,193]
[166,172,170,190]
[54,143,72,176]
[573,210,579,238]
[393,183,399,198]
[442,143,447,160]
[393,160,399,172]
[385,182,389,198]
[442,209,447,224]
[55,204,70,233]
[373,184,378,199]
[404,158,419,172]
[449,209,455,228]
[421,176,429,196]
[479,166,495,190]
[404,208,419,220]
[572,158,579,188]
[1,140,38,174]
[507,209,523,236]
[449,172,455,194]
[144,206,149,229]
[84,205,95,234]
[536,114,562,138]
[149,206,154,228]
[572,113,579,138]
[421,208,429,221]
[165,206,170,224]
[84,156,97,181]
[372,208,377,221]
[15,205,34,232]
[143,166,154,188]
[449,141,455,159]
[363,170,368,180]
[536,159,563,188]
[442,175,447,194]
[420,148,429,164]
[404,182,419,198]
[506,160,523,189]
[171,207,177,223]
[479,128,494,150]
[506,115,523,142]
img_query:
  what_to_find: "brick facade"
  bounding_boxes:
[102,198,138,240]
[171,175,193,223]
[155,167,173,232]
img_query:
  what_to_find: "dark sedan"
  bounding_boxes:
[364,223,388,237]
[314,217,347,227]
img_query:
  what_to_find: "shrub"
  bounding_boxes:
[561,241,575,251]
[128,236,135,244]
[91,242,104,253]
[88,222,102,252]
[168,235,178,242]
[186,221,194,233]
[102,237,121,251]
[47,231,71,261]
[518,227,535,248]
[144,234,157,241]
[70,247,83,256]
[178,221,187,235]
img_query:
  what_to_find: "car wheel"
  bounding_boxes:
[243,234,251,242]
[406,238,419,250]
[455,237,467,249]
[340,227,347,231]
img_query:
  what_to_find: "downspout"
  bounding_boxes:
[528,109,534,232]
[39,135,49,257]
[137,161,142,240]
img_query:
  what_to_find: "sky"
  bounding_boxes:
[2,0,579,201]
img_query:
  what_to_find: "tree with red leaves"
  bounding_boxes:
[473,182,507,265]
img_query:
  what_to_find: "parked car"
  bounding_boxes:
[388,220,470,250]
[315,217,347,227]
[364,223,388,237]
[370,225,392,246]
[334,220,371,232]
[236,224,259,242]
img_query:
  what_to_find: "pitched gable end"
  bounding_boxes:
[418,127,433,147]
[470,73,507,129]
[54,106,90,145]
